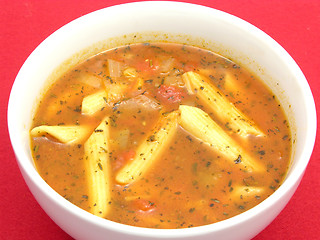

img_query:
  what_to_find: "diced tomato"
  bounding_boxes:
[135,58,160,74]
[124,149,136,160]
[132,199,156,212]
[157,85,186,104]
[114,150,136,171]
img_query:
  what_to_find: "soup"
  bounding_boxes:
[30,42,291,228]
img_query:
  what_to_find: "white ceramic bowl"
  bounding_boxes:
[8,2,316,240]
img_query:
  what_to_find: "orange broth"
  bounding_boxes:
[30,42,291,228]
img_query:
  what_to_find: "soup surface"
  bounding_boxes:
[30,42,291,228]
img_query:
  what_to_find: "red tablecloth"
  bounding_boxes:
[1,1,319,239]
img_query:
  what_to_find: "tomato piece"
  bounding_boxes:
[132,199,156,212]
[135,58,160,74]
[114,150,135,171]
[157,85,186,104]
[123,149,136,160]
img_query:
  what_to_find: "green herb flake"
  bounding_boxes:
[33,145,39,153]
[189,208,195,213]
[98,162,103,171]
[192,163,198,175]
[186,135,193,142]
[74,106,81,112]
[94,129,104,133]
[148,135,156,142]
[269,185,276,190]
[234,155,242,164]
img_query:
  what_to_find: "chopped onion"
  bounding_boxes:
[107,59,125,78]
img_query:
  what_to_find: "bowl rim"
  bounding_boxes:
[7,1,317,238]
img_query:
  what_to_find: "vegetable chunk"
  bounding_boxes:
[81,89,108,115]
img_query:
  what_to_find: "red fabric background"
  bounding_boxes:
[1,1,319,239]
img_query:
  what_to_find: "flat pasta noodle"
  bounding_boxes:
[182,71,265,137]
[81,89,108,115]
[116,111,179,184]
[84,116,112,217]
[179,105,265,172]
[30,125,91,144]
